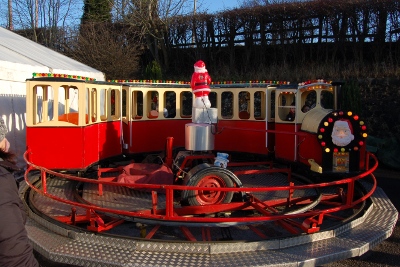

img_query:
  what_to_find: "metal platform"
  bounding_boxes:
[20,173,398,267]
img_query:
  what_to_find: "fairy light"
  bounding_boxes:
[104,80,290,85]
[33,73,96,81]
[33,73,292,86]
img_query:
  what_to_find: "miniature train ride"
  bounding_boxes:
[21,75,397,267]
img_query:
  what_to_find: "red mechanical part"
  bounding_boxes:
[193,173,232,205]
[182,163,235,206]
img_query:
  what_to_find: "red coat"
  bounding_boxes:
[191,71,211,97]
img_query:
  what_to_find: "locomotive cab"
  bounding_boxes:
[274,80,368,175]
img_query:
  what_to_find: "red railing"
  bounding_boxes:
[23,150,378,234]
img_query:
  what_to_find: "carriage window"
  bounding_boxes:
[57,86,81,124]
[91,89,97,122]
[58,86,78,116]
[209,92,217,108]
[181,91,192,117]
[321,90,334,109]
[221,91,233,119]
[85,88,89,122]
[34,85,54,124]
[278,92,296,121]
[254,91,265,120]
[45,86,54,122]
[239,91,250,119]
[302,90,316,113]
[164,91,176,118]
[100,89,107,121]
[147,91,159,119]
[110,89,116,117]
[110,89,120,119]
[132,91,143,120]
[33,86,43,124]
[122,89,127,117]
[270,90,276,119]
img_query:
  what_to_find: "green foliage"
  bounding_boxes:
[81,0,112,23]
[144,60,163,80]
[360,79,400,139]
[342,80,361,115]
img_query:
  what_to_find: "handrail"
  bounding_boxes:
[23,150,378,225]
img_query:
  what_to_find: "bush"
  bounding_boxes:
[144,60,163,80]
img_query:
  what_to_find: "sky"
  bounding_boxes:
[196,0,241,14]
[0,0,243,29]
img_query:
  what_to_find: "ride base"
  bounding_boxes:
[21,167,397,267]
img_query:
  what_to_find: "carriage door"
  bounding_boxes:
[265,86,276,152]
[274,88,297,162]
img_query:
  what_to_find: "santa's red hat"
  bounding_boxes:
[194,60,205,68]
[194,60,207,73]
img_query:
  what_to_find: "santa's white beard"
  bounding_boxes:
[332,134,354,147]
[194,67,207,73]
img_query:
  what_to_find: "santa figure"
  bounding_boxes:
[191,60,212,108]
[331,120,354,147]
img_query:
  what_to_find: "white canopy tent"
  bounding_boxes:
[0,27,105,167]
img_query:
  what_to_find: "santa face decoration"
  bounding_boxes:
[331,120,354,147]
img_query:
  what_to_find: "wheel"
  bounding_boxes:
[182,164,234,206]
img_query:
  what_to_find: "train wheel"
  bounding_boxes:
[182,164,234,206]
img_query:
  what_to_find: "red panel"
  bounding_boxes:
[126,120,189,154]
[96,121,123,160]
[83,124,100,168]
[275,123,297,162]
[297,131,322,166]
[266,122,275,152]
[358,145,367,170]
[214,120,268,155]
[26,121,123,170]
[26,127,86,169]
[125,120,269,156]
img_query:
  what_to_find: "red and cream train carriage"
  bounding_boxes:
[25,77,367,176]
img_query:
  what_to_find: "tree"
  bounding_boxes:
[81,0,113,24]
[8,0,81,49]
[66,22,143,80]
[116,0,191,72]
[8,0,13,29]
